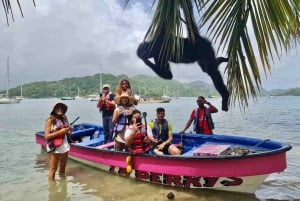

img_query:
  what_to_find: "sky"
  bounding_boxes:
[0,0,299,91]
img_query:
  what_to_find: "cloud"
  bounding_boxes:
[0,0,153,90]
[0,0,298,91]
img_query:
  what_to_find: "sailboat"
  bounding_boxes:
[88,69,102,101]
[15,84,24,101]
[0,57,20,104]
[75,86,83,99]
[61,79,75,100]
[207,85,218,99]
[139,84,172,104]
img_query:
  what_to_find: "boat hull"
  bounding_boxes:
[0,97,20,104]
[35,123,292,194]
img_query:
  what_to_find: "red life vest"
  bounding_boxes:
[47,118,69,151]
[129,125,151,154]
[97,93,115,111]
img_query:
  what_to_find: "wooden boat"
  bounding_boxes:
[61,96,75,100]
[87,94,99,101]
[139,96,171,104]
[35,123,292,194]
[0,97,20,104]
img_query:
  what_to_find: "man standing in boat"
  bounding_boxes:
[179,96,218,135]
[97,84,116,143]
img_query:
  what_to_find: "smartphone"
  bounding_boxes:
[136,117,142,124]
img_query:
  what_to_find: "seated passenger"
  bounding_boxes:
[124,109,153,154]
[148,107,181,155]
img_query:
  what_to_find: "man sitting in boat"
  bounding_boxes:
[179,96,218,135]
[148,107,181,155]
[124,109,153,154]
[112,93,136,151]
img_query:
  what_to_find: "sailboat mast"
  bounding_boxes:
[99,64,103,94]
[6,56,10,98]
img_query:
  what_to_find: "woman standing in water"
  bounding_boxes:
[44,102,73,180]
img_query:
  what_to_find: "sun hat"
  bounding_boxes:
[114,93,135,105]
[102,84,110,89]
[51,102,68,115]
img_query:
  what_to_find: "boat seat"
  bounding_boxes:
[181,148,198,156]
[78,138,102,146]
[181,143,231,156]
[72,127,96,140]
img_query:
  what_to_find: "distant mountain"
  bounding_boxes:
[260,87,300,96]
[272,87,300,96]
[2,74,214,99]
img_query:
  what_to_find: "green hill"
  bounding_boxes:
[3,74,216,99]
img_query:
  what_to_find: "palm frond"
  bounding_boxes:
[1,0,35,25]
[123,0,299,109]
[199,0,300,108]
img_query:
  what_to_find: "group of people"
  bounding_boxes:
[44,79,219,180]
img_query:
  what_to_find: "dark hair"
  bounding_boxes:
[132,109,141,116]
[156,107,165,113]
[128,109,141,125]
[198,96,205,100]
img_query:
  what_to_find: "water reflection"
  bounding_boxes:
[35,151,260,201]
[48,180,71,201]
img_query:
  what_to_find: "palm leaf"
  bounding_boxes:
[1,0,35,25]
[200,0,299,108]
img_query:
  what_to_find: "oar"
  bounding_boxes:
[67,116,80,143]
[250,139,270,149]
[142,112,147,136]
[178,134,184,154]
[242,139,271,156]
[70,116,80,125]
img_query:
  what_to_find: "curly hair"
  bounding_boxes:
[115,79,133,96]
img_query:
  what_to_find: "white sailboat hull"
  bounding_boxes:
[0,97,20,104]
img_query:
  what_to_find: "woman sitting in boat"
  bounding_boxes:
[124,109,153,154]
[112,93,136,151]
[44,102,73,180]
[115,79,138,105]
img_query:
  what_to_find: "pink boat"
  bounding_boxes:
[35,123,292,194]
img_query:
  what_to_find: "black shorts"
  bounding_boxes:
[156,141,171,154]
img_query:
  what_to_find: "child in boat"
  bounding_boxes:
[112,93,136,151]
[44,102,73,180]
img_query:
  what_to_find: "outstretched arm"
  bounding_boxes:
[179,118,193,135]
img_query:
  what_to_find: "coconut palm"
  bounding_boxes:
[130,0,300,109]
[3,0,300,108]
[1,0,35,25]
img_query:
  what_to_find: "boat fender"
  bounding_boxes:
[126,155,132,174]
